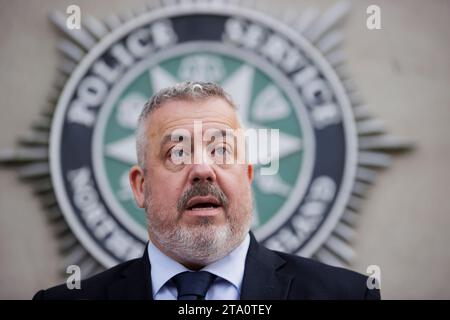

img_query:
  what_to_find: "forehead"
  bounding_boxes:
[148,97,240,139]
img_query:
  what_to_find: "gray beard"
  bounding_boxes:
[150,220,235,266]
[145,201,252,267]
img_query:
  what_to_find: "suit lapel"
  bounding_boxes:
[240,233,294,300]
[106,236,294,300]
[107,245,153,300]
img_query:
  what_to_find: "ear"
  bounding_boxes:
[247,164,254,183]
[129,165,146,208]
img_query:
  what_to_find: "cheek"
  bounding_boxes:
[220,168,252,204]
[146,170,185,207]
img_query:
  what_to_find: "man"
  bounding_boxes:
[33,82,380,300]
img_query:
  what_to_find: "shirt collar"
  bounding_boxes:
[201,234,250,292]
[147,233,250,297]
[147,240,189,298]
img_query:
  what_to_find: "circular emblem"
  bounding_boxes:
[50,4,357,267]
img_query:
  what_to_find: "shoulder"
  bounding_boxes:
[32,258,140,300]
[274,250,380,300]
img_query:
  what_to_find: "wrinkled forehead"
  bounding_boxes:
[147,97,241,144]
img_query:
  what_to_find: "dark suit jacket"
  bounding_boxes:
[33,233,380,300]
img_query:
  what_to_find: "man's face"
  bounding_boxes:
[129,97,254,268]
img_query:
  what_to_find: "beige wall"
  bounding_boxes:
[0,0,449,299]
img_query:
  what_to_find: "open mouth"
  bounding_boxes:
[185,196,222,211]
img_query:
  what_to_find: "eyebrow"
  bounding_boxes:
[159,129,234,150]
[206,129,235,144]
[159,133,187,151]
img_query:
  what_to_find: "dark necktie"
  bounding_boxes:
[171,271,217,300]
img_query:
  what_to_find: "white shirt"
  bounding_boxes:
[147,233,250,300]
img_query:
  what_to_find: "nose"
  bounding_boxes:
[188,163,217,185]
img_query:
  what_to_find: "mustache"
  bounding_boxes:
[177,182,229,213]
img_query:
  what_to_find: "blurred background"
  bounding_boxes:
[0,0,449,299]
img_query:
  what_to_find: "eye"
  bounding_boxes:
[213,145,231,157]
[171,148,183,158]
[169,147,190,163]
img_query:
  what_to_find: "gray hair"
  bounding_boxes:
[135,81,237,169]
